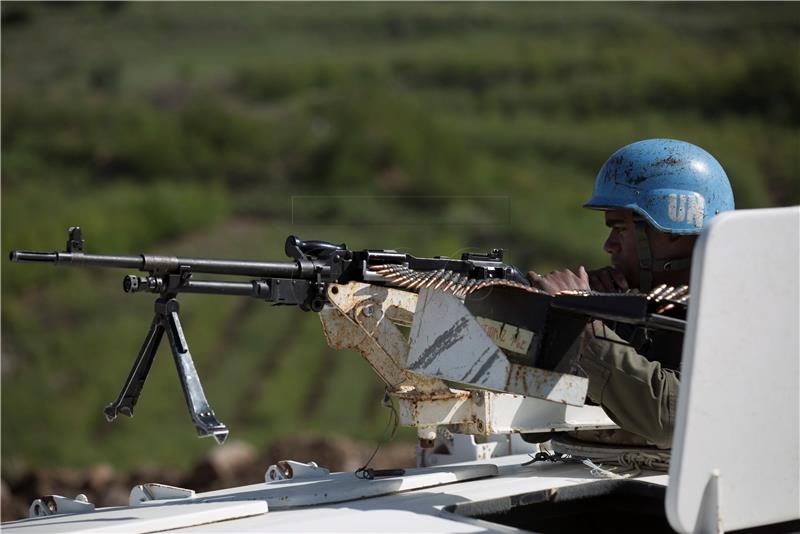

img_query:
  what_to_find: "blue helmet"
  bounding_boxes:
[584,139,735,235]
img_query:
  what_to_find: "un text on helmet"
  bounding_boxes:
[668,193,705,228]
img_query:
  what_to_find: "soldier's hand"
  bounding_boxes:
[527,266,590,295]
[587,266,629,293]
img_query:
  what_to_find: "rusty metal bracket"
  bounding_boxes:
[319,282,615,441]
[322,282,449,395]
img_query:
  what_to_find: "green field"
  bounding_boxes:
[2,2,798,473]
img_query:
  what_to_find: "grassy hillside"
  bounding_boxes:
[2,2,798,472]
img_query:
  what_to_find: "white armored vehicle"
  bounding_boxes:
[4,207,799,533]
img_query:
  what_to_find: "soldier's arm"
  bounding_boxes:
[578,321,679,449]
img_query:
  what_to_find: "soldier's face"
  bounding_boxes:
[603,209,695,289]
[603,210,641,288]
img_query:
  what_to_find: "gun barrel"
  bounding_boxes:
[11,250,143,269]
[10,249,304,279]
[10,251,58,263]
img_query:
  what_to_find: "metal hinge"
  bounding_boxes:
[29,494,95,518]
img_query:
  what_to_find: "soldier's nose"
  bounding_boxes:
[603,236,617,255]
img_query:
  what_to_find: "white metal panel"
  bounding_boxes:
[194,463,498,509]
[166,457,669,532]
[408,288,588,406]
[3,455,670,533]
[489,393,617,432]
[396,390,617,436]
[240,509,489,534]
[1,500,268,534]
[667,207,800,533]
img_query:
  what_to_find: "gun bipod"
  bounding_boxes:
[103,296,229,444]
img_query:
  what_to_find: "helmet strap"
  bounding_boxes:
[651,257,692,274]
[634,221,654,292]
[634,220,692,292]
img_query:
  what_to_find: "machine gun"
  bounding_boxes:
[11,228,531,310]
[10,227,690,447]
[9,227,534,444]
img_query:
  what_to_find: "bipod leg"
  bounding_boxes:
[162,298,229,444]
[103,311,164,421]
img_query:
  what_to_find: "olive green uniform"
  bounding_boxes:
[578,322,682,449]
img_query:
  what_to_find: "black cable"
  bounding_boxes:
[355,389,401,480]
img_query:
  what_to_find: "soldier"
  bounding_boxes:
[528,139,735,448]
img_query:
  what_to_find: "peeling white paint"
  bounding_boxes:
[475,316,535,355]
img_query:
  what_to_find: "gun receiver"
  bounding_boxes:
[10,227,531,443]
